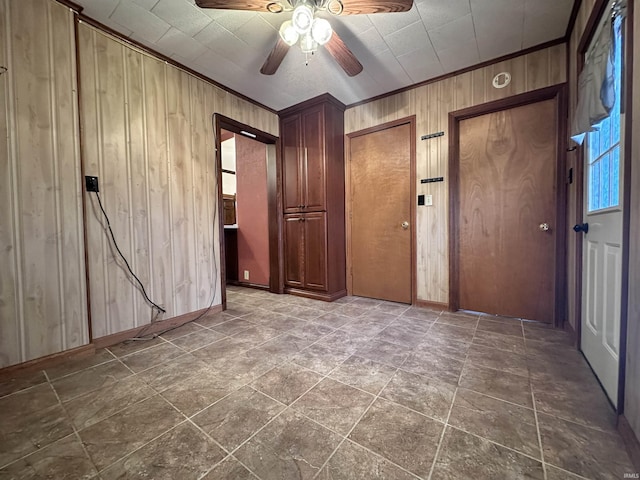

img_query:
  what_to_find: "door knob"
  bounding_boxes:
[401,221,409,230]
[573,223,589,234]
[539,223,550,232]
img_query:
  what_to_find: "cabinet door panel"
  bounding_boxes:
[302,106,326,212]
[303,212,327,291]
[284,214,304,287]
[282,115,303,213]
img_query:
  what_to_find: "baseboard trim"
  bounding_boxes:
[0,344,96,379]
[93,305,223,349]
[414,299,449,311]
[284,288,347,302]
[619,414,640,471]
[227,281,270,291]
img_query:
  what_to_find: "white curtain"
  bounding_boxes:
[571,0,626,145]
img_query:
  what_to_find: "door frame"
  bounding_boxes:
[448,85,568,327]
[573,0,634,414]
[213,114,282,309]
[345,116,417,304]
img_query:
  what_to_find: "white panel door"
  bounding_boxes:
[579,11,624,407]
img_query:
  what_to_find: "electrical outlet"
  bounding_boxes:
[85,176,99,192]
[244,270,250,280]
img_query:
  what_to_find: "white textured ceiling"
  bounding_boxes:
[73,0,574,111]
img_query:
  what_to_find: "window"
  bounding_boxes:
[587,14,623,212]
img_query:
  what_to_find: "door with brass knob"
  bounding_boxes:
[349,121,413,304]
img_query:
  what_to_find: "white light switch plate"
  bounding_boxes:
[425,195,433,206]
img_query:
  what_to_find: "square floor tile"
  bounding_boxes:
[0,433,96,479]
[120,342,185,373]
[78,395,183,470]
[235,409,342,480]
[415,335,470,362]
[329,356,396,395]
[160,370,234,417]
[402,350,463,386]
[169,329,228,352]
[380,369,455,422]
[201,455,258,479]
[252,363,323,405]
[293,378,373,435]
[354,339,410,367]
[349,398,443,478]
[459,364,532,408]
[472,330,526,354]
[431,426,544,480]
[538,412,635,480]
[100,421,225,479]
[466,344,529,378]
[51,360,132,402]
[375,324,428,348]
[291,344,351,375]
[65,375,155,430]
[448,388,540,458]
[476,319,523,337]
[0,370,47,398]
[45,349,115,381]
[317,440,416,479]
[429,323,476,343]
[192,386,284,451]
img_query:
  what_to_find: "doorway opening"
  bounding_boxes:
[214,115,280,308]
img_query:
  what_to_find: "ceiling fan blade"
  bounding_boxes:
[195,0,288,13]
[260,38,291,75]
[325,32,363,77]
[328,0,413,15]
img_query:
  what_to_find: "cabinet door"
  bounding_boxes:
[284,214,305,288]
[282,115,303,213]
[303,212,327,291]
[301,105,326,212]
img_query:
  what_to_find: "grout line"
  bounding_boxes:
[43,370,101,476]
[532,389,548,480]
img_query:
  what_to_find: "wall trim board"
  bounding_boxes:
[345,116,417,304]
[619,414,640,471]
[227,281,270,291]
[566,0,584,40]
[283,287,347,302]
[414,300,449,311]
[92,305,223,349]
[213,114,282,305]
[55,0,82,13]
[448,84,568,326]
[72,17,276,116]
[345,38,566,110]
[73,11,93,343]
[0,345,96,379]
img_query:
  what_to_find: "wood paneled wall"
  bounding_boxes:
[78,23,278,338]
[345,44,566,304]
[0,0,88,367]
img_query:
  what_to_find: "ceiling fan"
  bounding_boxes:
[195,0,414,77]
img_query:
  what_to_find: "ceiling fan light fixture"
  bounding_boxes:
[311,18,332,45]
[292,2,314,34]
[279,20,299,46]
[299,32,318,54]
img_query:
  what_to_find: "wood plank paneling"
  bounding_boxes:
[345,44,566,304]
[0,0,87,367]
[79,23,278,338]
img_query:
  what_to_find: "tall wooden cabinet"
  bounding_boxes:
[280,94,346,301]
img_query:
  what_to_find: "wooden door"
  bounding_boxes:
[349,122,412,304]
[458,99,557,322]
[282,115,302,213]
[303,212,328,290]
[284,214,304,288]
[302,105,326,212]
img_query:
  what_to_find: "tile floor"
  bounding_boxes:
[0,286,636,479]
